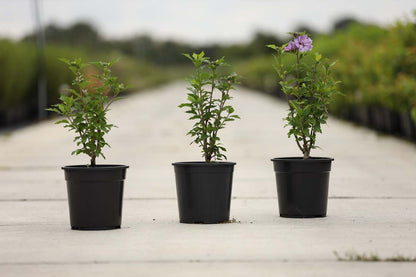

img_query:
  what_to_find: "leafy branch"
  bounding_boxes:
[179,51,240,162]
[47,58,128,166]
[268,32,340,159]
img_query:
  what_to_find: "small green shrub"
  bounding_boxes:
[179,52,240,162]
[47,58,129,166]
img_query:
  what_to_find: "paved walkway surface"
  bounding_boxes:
[1,82,416,276]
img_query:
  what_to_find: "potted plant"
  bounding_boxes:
[172,52,240,224]
[47,58,129,230]
[267,32,340,218]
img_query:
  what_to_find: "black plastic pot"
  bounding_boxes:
[62,165,128,230]
[353,106,371,127]
[369,106,386,132]
[400,112,416,140]
[271,157,333,218]
[172,162,235,224]
[383,109,400,134]
[0,105,30,127]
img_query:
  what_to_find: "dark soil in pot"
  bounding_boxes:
[62,164,128,230]
[271,157,333,218]
[172,162,235,224]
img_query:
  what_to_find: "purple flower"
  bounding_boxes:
[284,41,297,52]
[294,35,313,53]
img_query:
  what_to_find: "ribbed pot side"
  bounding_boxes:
[271,157,333,218]
[62,165,128,230]
[172,162,235,224]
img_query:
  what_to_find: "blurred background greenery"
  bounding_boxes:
[0,8,415,140]
[234,18,416,139]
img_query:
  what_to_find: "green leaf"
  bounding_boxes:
[55,119,69,125]
[266,44,278,50]
[58,57,71,65]
[187,94,198,103]
[183,53,192,60]
[181,52,240,162]
[178,103,192,108]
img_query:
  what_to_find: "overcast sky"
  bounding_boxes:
[1,0,415,44]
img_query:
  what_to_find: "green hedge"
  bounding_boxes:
[1,20,415,130]
[0,40,37,109]
[328,22,416,118]
[0,40,185,125]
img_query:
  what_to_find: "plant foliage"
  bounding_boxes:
[179,51,240,162]
[268,32,340,159]
[47,58,128,166]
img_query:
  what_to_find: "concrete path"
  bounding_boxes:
[1,82,415,276]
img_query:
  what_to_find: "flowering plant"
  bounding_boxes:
[47,58,128,166]
[268,32,340,159]
[179,51,240,162]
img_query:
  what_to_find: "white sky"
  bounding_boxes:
[0,0,415,44]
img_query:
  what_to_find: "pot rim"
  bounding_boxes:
[172,161,236,166]
[271,157,334,162]
[62,164,129,170]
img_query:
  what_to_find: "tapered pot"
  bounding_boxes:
[172,162,235,224]
[271,157,333,218]
[62,165,129,230]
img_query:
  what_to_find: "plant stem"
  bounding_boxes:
[90,156,96,166]
[307,61,320,153]
[296,52,300,101]
[66,115,92,160]
[196,67,209,162]
[210,85,230,158]
[77,70,96,163]
[304,149,310,159]
[95,117,102,165]
[296,51,309,159]
[205,66,218,162]
[279,52,304,155]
